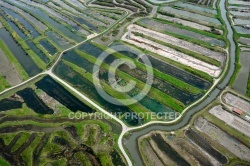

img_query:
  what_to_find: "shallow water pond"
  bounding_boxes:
[46,31,73,50]
[36,76,94,113]
[39,39,57,55]
[234,18,250,25]
[9,0,84,42]
[0,10,28,40]
[174,2,216,14]
[151,134,190,166]
[139,18,225,47]
[160,6,220,25]
[235,26,250,34]
[110,42,211,90]
[0,28,41,77]
[0,99,22,112]
[26,40,50,63]
[17,88,54,114]
[1,6,40,38]
[53,61,134,115]
[62,49,94,73]
[232,51,250,95]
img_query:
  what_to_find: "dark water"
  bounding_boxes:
[26,40,50,63]
[79,42,202,105]
[124,0,237,162]
[0,10,27,40]
[79,42,139,68]
[0,99,22,111]
[46,31,73,50]
[151,134,190,166]
[99,70,175,114]
[1,6,40,38]
[62,50,94,73]
[186,129,227,164]
[70,15,99,32]
[111,150,126,166]
[8,0,84,42]
[140,55,211,90]
[63,50,173,119]
[120,64,202,105]
[39,39,57,55]
[109,42,139,59]
[0,28,41,77]
[77,43,181,113]
[53,136,69,146]
[123,113,145,126]
[17,88,54,114]
[35,76,94,113]
[53,61,127,115]
[110,42,211,90]
[53,61,142,126]
[136,95,175,114]
[79,43,131,66]
[78,42,104,58]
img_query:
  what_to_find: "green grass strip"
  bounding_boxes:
[0,133,18,146]
[21,133,43,166]
[0,16,46,70]
[20,40,47,70]
[75,49,185,112]
[0,74,11,91]
[247,74,250,98]
[11,132,31,153]
[118,40,214,82]
[63,60,155,122]
[93,42,203,94]
[0,157,10,166]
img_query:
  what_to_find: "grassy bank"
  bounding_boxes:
[75,49,185,112]
[119,40,213,82]
[224,0,241,87]
[0,157,9,166]
[0,112,122,165]
[94,42,203,94]
[0,16,46,70]
[63,60,153,121]
[0,74,10,91]
[247,75,250,98]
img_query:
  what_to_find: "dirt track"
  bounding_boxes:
[0,48,22,86]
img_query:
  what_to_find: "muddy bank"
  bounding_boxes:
[186,128,228,164]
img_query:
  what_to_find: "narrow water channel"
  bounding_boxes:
[123,0,236,164]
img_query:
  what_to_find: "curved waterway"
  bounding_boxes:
[123,0,236,165]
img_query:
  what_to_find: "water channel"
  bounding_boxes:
[123,0,236,164]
